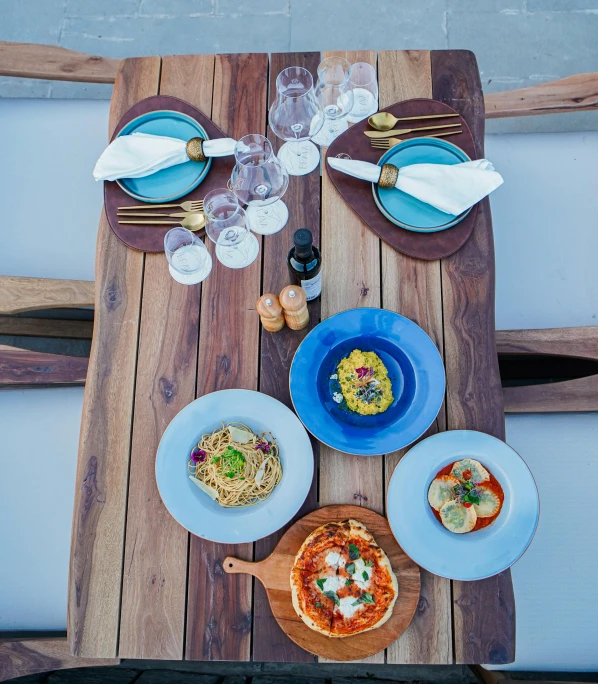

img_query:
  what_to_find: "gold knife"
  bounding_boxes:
[365,123,462,139]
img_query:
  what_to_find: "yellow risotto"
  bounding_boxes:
[336,350,393,415]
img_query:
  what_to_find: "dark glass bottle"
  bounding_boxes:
[287,228,322,301]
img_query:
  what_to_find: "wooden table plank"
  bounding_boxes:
[431,49,516,665]
[253,50,321,664]
[319,49,385,666]
[185,53,268,662]
[68,56,161,657]
[378,50,452,666]
[118,55,215,660]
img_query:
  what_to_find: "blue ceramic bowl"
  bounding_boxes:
[289,308,445,456]
[387,430,540,580]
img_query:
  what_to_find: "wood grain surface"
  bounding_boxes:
[0,276,94,314]
[431,49,515,665]
[319,49,385,666]
[496,326,598,361]
[68,56,160,658]
[0,41,120,83]
[485,71,598,118]
[224,505,420,662]
[0,344,88,387]
[253,51,321,664]
[503,374,598,413]
[0,639,117,683]
[117,54,215,662]
[0,316,93,339]
[185,53,268,662]
[377,50,452,666]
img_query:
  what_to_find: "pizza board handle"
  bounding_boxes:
[223,553,290,591]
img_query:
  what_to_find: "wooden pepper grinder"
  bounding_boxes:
[279,285,309,331]
[256,293,285,332]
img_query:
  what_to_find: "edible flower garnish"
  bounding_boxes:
[190,447,206,463]
[453,480,480,506]
[255,440,271,454]
[356,366,374,380]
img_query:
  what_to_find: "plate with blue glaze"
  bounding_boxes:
[156,389,314,543]
[116,110,212,203]
[372,137,471,233]
[289,308,445,457]
[387,430,539,580]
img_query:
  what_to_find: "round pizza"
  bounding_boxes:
[290,519,398,637]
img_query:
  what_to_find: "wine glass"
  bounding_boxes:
[347,62,378,123]
[312,57,354,147]
[269,66,325,176]
[230,133,290,235]
[204,188,259,269]
[164,227,212,285]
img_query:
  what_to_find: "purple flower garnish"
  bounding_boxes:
[190,447,206,463]
[255,441,271,454]
[356,366,375,380]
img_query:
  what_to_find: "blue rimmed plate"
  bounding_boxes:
[387,430,540,581]
[116,110,212,203]
[372,137,471,232]
[155,389,314,543]
[289,308,445,457]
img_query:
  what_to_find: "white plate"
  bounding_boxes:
[156,389,314,543]
[387,430,539,581]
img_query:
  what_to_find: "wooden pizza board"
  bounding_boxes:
[223,504,421,661]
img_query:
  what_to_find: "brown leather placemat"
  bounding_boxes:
[325,98,479,261]
[104,95,234,252]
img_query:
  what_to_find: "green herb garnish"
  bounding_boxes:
[316,578,326,591]
[348,543,360,561]
[362,571,368,581]
[345,562,356,575]
[463,491,480,505]
[351,592,375,606]
[345,579,353,586]
[324,590,340,606]
[364,560,373,567]
[212,456,220,464]
[315,602,322,608]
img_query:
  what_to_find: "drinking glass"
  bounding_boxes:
[230,133,290,235]
[204,188,259,269]
[269,66,325,176]
[347,62,379,123]
[164,227,212,285]
[312,57,354,146]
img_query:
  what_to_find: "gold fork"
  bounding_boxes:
[117,210,204,218]
[370,129,462,150]
[117,200,204,211]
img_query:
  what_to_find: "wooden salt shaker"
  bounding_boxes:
[279,285,309,331]
[256,293,285,332]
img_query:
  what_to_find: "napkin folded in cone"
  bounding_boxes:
[327,157,503,216]
[94,132,237,182]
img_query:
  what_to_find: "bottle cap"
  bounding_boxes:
[293,228,313,259]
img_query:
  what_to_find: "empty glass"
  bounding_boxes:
[164,227,212,285]
[269,66,325,176]
[230,134,290,235]
[312,57,354,146]
[347,62,379,123]
[204,188,259,269]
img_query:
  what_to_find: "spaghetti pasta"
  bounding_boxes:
[188,422,282,507]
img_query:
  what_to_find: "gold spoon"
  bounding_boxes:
[118,212,207,232]
[368,111,459,131]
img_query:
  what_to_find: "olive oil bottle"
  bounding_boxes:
[286,228,322,301]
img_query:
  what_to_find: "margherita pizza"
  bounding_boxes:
[290,519,398,637]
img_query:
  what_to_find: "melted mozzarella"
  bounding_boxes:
[346,557,372,590]
[325,551,346,569]
[337,596,362,619]
[321,575,345,593]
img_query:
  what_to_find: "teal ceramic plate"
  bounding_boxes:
[115,110,212,203]
[372,137,471,233]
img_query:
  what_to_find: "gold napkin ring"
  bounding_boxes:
[186,137,206,162]
[378,164,399,189]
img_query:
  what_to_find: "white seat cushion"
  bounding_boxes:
[484,413,598,671]
[487,131,598,330]
[0,99,109,281]
[0,388,83,631]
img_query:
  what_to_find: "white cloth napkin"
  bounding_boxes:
[93,132,237,182]
[327,156,503,216]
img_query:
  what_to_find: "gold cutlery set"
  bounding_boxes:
[117,200,205,231]
[366,111,462,149]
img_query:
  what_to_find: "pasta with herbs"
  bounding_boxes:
[188,422,282,507]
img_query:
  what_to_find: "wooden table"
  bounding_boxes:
[68,49,515,666]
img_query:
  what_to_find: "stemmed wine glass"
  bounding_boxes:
[269,66,325,176]
[312,57,354,147]
[230,133,290,235]
[204,188,259,269]
[346,62,379,123]
[164,227,212,285]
